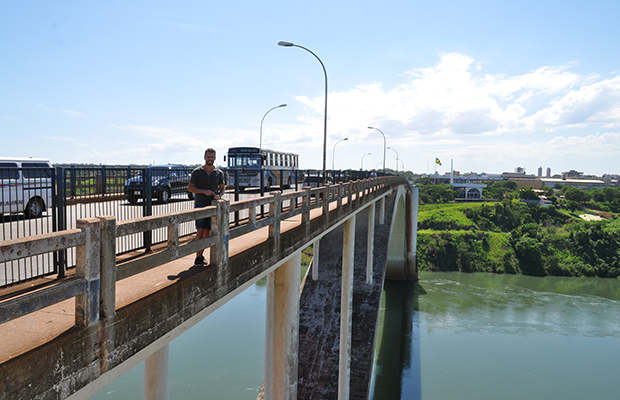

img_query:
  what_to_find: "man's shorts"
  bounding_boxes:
[195,201,212,230]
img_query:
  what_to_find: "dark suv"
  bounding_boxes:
[124,165,193,204]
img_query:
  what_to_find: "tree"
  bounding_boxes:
[518,186,539,200]
[514,236,545,276]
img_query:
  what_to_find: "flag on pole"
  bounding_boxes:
[435,158,442,166]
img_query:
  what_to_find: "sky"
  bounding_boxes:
[2,0,620,176]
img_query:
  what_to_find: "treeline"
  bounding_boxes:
[417,200,620,278]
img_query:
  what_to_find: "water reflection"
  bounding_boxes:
[371,280,422,400]
[419,272,620,338]
[371,272,620,400]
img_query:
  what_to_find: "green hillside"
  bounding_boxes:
[416,199,620,278]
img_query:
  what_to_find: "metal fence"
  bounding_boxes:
[1,165,376,288]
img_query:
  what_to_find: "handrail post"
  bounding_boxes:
[347,182,353,211]
[99,215,117,319]
[303,187,311,223]
[322,186,329,226]
[211,199,230,269]
[75,217,101,327]
[269,191,282,239]
[168,222,179,259]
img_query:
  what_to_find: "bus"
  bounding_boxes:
[226,147,299,191]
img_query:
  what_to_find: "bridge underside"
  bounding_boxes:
[297,193,395,400]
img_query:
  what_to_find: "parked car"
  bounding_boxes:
[124,165,193,204]
[302,171,333,188]
[0,157,53,218]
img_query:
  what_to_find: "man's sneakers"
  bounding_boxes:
[194,255,206,267]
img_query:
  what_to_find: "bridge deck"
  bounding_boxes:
[0,200,334,364]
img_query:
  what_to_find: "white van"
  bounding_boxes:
[0,157,53,218]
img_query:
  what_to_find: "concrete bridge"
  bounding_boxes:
[0,176,418,400]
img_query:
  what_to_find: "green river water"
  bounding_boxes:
[370,271,620,400]
[91,272,620,399]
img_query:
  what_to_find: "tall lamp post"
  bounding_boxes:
[260,103,287,149]
[360,152,371,171]
[387,146,399,174]
[368,126,386,175]
[332,138,348,171]
[279,41,328,185]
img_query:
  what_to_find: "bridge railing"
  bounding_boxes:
[0,218,101,326]
[0,177,393,327]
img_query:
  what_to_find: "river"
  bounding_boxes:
[370,271,620,400]
[91,280,268,399]
[91,271,620,399]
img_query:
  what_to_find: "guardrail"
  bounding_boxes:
[0,177,394,327]
[0,219,100,326]
[2,166,383,288]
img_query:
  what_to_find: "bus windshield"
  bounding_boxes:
[228,155,260,168]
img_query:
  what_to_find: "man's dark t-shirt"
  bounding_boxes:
[190,166,225,205]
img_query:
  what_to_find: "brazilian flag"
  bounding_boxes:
[435,158,442,166]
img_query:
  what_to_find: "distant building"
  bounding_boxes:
[546,167,551,177]
[541,177,605,190]
[562,170,583,179]
[515,167,526,173]
[537,167,542,177]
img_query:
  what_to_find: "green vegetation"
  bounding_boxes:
[417,199,620,278]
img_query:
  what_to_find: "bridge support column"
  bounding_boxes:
[339,215,355,399]
[406,186,419,280]
[378,196,385,225]
[143,344,169,400]
[366,202,375,284]
[264,250,301,400]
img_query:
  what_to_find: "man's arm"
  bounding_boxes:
[188,182,221,198]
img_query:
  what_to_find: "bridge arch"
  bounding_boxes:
[385,184,419,280]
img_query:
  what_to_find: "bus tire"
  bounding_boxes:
[283,177,292,189]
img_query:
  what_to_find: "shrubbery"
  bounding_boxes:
[417,199,620,278]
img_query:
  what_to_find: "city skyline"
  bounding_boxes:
[2,1,620,176]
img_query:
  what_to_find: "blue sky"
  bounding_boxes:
[2,1,620,176]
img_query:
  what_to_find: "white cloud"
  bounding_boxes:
[38,104,87,118]
[294,53,620,143]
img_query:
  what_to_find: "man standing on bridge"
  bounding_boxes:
[188,148,225,267]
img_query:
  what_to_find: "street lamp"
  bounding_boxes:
[260,103,287,149]
[360,152,371,171]
[332,138,348,171]
[367,127,386,174]
[387,146,399,174]
[279,41,328,185]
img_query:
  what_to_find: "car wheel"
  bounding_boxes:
[128,193,139,205]
[159,187,171,204]
[26,197,43,219]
